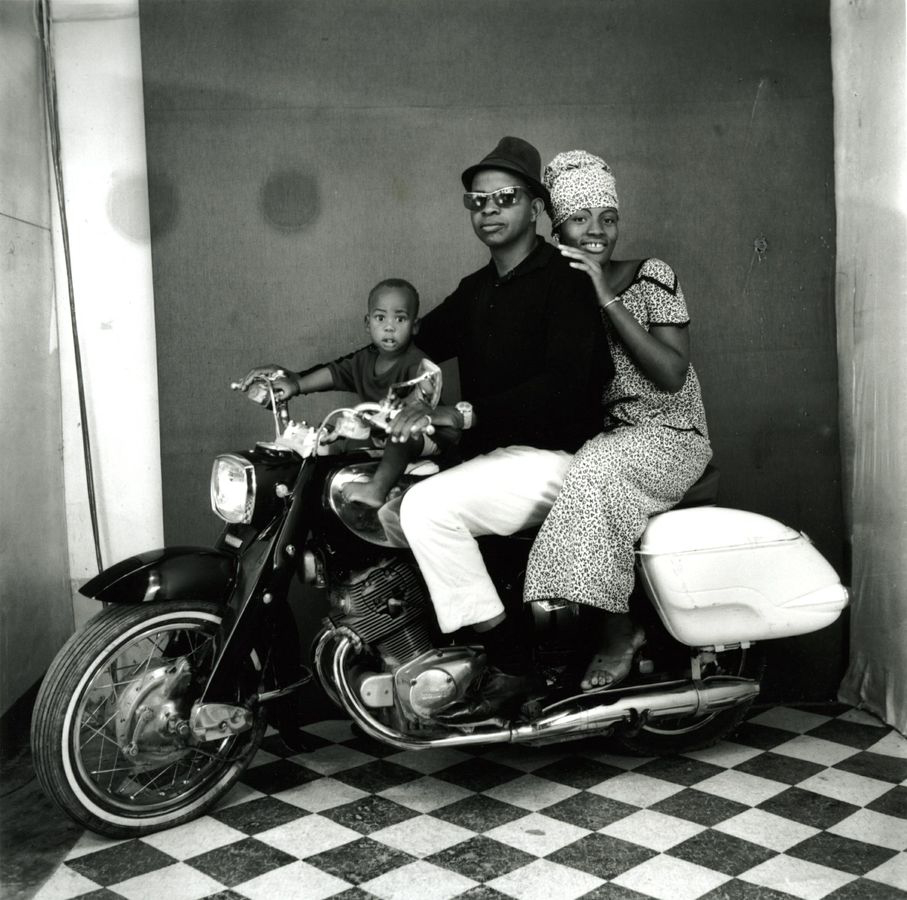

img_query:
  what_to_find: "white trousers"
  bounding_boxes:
[399,446,573,633]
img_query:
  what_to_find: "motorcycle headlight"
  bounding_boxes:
[211,454,256,524]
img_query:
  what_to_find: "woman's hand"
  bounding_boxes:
[238,364,301,401]
[386,400,436,443]
[557,244,616,307]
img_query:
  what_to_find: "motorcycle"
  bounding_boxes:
[31,367,849,838]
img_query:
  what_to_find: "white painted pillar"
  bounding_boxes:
[48,0,163,626]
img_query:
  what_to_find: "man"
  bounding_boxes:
[386,136,611,722]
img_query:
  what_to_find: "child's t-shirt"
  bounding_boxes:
[327,345,429,403]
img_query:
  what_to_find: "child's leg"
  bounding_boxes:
[342,435,421,508]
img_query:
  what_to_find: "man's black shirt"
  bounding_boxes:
[416,238,613,457]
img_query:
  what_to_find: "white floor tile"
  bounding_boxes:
[485,812,590,856]
[255,812,361,857]
[600,809,706,852]
[797,768,893,806]
[865,851,907,892]
[274,775,368,811]
[739,853,856,900]
[772,734,861,767]
[682,740,764,769]
[385,747,471,774]
[483,773,579,811]
[370,813,474,857]
[247,747,281,768]
[236,859,350,900]
[693,769,788,807]
[713,808,820,852]
[140,816,246,859]
[611,853,729,900]
[869,729,907,759]
[33,866,101,900]
[291,742,375,775]
[301,719,356,742]
[378,774,473,812]
[363,859,477,900]
[749,707,832,733]
[585,771,683,807]
[110,862,224,900]
[829,808,907,851]
[488,858,604,900]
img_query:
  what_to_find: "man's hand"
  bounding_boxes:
[239,364,301,401]
[386,400,435,443]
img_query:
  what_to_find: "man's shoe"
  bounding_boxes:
[435,667,536,726]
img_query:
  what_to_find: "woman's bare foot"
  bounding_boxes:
[581,612,646,691]
[342,479,388,508]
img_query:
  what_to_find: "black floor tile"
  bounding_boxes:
[548,833,656,880]
[578,883,653,899]
[866,785,907,819]
[833,750,907,784]
[200,891,251,900]
[187,837,296,887]
[699,880,793,899]
[260,730,330,756]
[544,791,638,830]
[331,759,421,793]
[732,751,825,785]
[757,787,860,829]
[330,889,384,900]
[320,795,418,834]
[432,793,526,831]
[427,835,535,882]
[730,722,799,751]
[456,885,516,899]
[633,756,727,787]
[667,829,776,876]
[305,836,413,885]
[531,755,623,789]
[650,788,749,826]
[341,735,401,758]
[64,890,125,900]
[433,758,523,792]
[826,878,907,899]
[211,796,307,834]
[239,758,321,793]
[805,719,891,750]
[65,840,175,886]
[786,831,899,876]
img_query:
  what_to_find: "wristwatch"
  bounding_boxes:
[455,401,474,430]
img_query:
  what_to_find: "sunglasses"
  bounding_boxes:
[462,186,528,211]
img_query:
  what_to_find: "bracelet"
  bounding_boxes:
[601,297,622,309]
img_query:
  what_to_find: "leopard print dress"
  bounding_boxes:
[523,259,712,612]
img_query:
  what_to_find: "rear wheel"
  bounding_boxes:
[31,601,266,838]
[615,645,765,755]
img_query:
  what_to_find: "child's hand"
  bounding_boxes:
[238,365,300,401]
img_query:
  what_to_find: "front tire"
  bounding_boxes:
[31,601,266,838]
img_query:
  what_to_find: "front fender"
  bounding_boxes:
[81,547,238,605]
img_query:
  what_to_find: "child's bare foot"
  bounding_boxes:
[581,614,646,691]
[342,479,388,508]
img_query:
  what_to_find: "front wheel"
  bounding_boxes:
[31,601,266,838]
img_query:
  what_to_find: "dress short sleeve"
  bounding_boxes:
[638,259,690,326]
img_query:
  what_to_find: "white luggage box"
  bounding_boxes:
[637,507,849,648]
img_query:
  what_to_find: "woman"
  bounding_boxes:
[524,150,712,691]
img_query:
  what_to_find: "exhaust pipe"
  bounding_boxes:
[330,636,759,751]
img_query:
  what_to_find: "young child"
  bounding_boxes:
[267,278,440,508]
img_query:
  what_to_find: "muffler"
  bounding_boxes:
[330,636,759,751]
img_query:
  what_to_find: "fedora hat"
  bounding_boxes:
[461,136,550,205]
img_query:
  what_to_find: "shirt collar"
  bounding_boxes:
[489,236,555,285]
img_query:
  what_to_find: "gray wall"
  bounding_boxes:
[1,0,73,716]
[141,0,844,699]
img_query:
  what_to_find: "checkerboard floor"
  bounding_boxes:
[35,705,907,900]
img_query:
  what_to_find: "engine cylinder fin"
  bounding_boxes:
[375,625,433,666]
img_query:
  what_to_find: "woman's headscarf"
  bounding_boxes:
[544,150,619,229]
